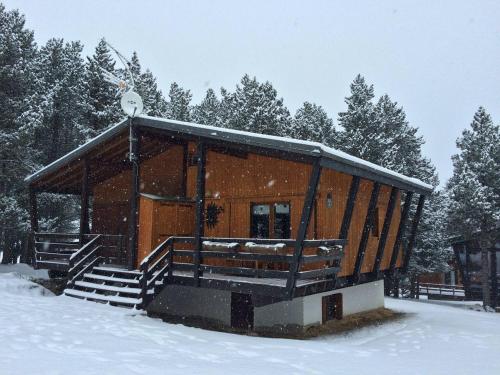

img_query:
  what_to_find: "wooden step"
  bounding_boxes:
[74,280,141,295]
[92,266,141,279]
[83,273,140,285]
[64,288,141,306]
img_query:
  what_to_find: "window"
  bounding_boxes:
[251,204,270,239]
[274,203,291,239]
[251,202,290,239]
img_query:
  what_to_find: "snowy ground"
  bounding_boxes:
[1,267,499,375]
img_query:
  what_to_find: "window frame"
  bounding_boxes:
[250,201,291,239]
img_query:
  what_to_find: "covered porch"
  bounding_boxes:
[26,117,348,305]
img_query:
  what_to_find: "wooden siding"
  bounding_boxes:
[92,140,405,275]
[137,196,195,264]
[92,144,185,235]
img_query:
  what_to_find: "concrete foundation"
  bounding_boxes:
[147,280,385,332]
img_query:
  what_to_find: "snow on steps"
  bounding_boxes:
[74,280,141,294]
[64,265,145,308]
[64,288,142,306]
[64,264,170,309]
[83,273,140,285]
[92,266,141,277]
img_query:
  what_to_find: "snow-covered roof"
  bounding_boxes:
[25,115,434,194]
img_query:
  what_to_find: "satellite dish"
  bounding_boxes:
[121,90,143,117]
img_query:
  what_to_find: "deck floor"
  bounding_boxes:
[172,270,320,287]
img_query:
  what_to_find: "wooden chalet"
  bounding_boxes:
[26,116,433,332]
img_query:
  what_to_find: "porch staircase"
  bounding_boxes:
[63,266,145,309]
[60,234,171,310]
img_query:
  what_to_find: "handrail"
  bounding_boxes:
[139,236,175,307]
[140,237,174,267]
[69,235,102,262]
[67,235,102,285]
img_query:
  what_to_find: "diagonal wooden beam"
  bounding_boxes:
[285,158,322,299]
[353,182,381,281]
[193,141,207,287]
[388,191,413,272]
[373,187,398,275]
[402,194,425,273]
[339,176,360,239]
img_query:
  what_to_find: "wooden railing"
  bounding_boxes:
[34,233,83,270]
[138,236,346,306]
[67,235,103,286]
[139,236,177,307]
[34,232,126,271]
[417,282,466,300]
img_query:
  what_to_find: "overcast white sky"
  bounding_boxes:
[5,0,500,186]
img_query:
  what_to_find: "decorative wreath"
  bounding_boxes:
[206,202,224,228]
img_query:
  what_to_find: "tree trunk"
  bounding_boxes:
[480,245,491,309]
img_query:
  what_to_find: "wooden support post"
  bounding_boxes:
[353,182,381,281]
[193,141,206,287]
[127,121,140,270]
[181,142,188,198]
[285,159,322,299]
[389,191,413,272]
[402,194,425,273]
[385,191,413,295]
[464,243,472,299]
[490,249,498,309]
[339,176,360,239]
[373,187,398,275]
[79,158,90,245]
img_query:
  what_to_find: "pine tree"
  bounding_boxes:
[289,102,336,144]
[336,74,378,158]
[446,107,500,240]
[0,4,38,263]
[404,191,453,292]
[127,52,167,116]
[374,94,438,185]
[446,107,500,307]
[165,82,192,122]
[84,38,122,139]
[191,88,220,126]
[220,74,291,136]
[28,38,88,164]
[20,38,88,238]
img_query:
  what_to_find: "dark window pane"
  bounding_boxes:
[274,203,290,239]
[251,204,270,238]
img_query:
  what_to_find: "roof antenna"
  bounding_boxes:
[100,39,143,118]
